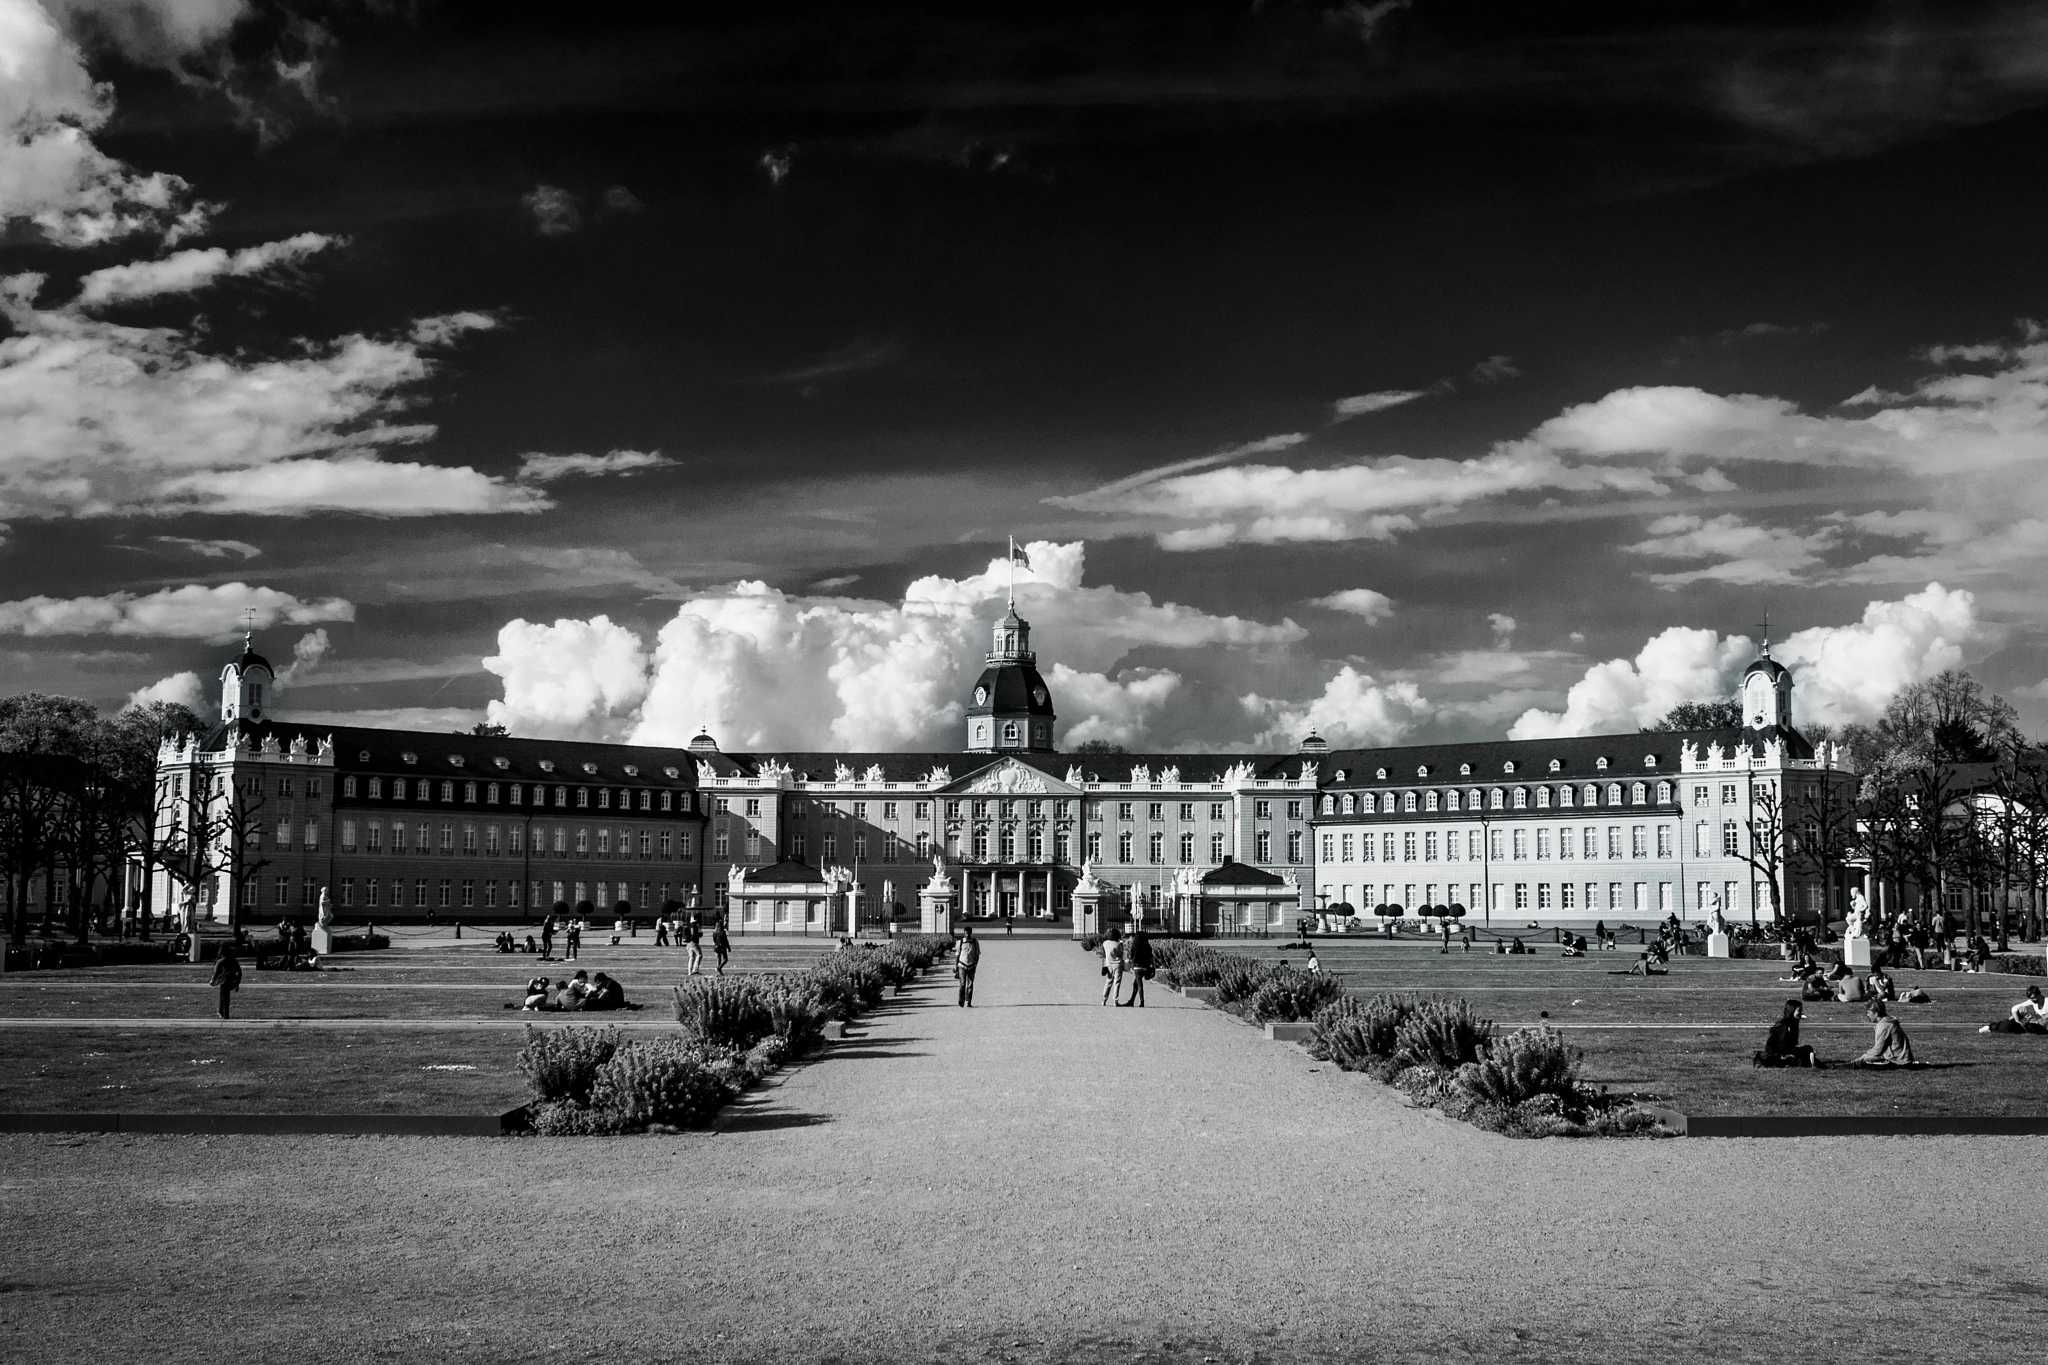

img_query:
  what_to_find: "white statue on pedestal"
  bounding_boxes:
[1703,889,1726,935]
[1846,888,1869,940]
[316,886,334,929]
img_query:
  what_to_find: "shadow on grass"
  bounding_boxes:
[823,1049,932,1061]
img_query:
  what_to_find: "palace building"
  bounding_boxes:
[152,603,1851,934]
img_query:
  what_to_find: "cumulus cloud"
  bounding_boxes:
[483,542,1303,748]
[1625,512,1839,587]
[0,0,215,246]
[274,626,329,688]
[1508,583,1979,737]
[515,449,672,483]
[1469,355,1520,384]
[1048,666,1182,749]
[521,183,580,235]
[1312,588,1393,623]
[74,231,339,307]
[0,582,353,639]
[125,669,205,711]
[1242,666,1432,750]
[0,285,543,520]
[481,615,651,741]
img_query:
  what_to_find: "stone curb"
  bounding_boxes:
[0,1108,529,1136]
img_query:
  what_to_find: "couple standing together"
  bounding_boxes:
[1100,928,1152,1007]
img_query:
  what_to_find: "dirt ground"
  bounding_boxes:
[0,938,2038,1364]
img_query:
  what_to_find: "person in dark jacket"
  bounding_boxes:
[956,926,981,1007]
[210,947,243,1020]
[712,920,731,975]
[1755,999,1816,1068]
[582,972,628,1011]
[1126,930,1153,1008]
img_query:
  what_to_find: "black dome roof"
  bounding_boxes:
[229,647,273,676]
[967,662,1055,717]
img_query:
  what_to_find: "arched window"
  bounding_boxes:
[1403,792,1418,812]
[1002,721,1019,745]
[1535,787,1551,809]
[1548,759,1562,772]
[1630,782,1646,805]
[1512,788,1529,809]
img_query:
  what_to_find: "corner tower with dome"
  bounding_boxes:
[964,596,1056,753]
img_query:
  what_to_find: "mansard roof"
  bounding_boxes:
[1316,727,1750,788]
[695,750,1313,786]
[194,718,702,787]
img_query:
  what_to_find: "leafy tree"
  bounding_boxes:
[1642,699,1742,732]
[1067,739,1128,755]
[469,722,508,736]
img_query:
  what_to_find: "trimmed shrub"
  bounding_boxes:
[1210,955,1276,1005]
[1984,954,2046,977]
[1079,933,1103,953]
[516,1025,619,1105]
[1394,998,1492,1071]
[1453,1026,1581,1111]
[673,978,774,1049]
[1245,969,1346,1023]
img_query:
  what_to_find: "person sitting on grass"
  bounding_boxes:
[1867,964,1898,1002]
[564,970,593,1009]
[1968,934,1992,973]
[1560,936,1585,958]
[1755,1000,1817,1068]
[524,935,538,954]
[1304,946,1322,975]
[1780,949,1823,983]
[1980,985,2048,1035]
[1834,971,1870,1004]
[1612,950,1667,977]
[520,976,552,1010]
[1853,999,1917,1067]
[1508,937,1528,955]
[581,972,629,1011]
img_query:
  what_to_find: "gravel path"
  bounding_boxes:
[2,938,2038,1365]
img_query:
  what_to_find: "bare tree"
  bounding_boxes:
[1737,778,1787,922]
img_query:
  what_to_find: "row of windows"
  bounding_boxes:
[1322,824,1684,864]
[1327,879,1772,915]
[344,775,690,813]
[1320,781,1675,817]
[337,820,692,859]
[275,877,690,912]
[712,796,1304,823]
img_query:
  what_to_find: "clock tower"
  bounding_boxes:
[965,601,1057,753]
[1738,639,1801,749]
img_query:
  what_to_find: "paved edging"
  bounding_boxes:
[0,1108,529,1136]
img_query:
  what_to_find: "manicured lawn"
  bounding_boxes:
[0,1027,528,1114]
[1173,935,2048,1116]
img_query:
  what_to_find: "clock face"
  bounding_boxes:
[974,686,988,705]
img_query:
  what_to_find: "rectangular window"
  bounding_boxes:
[276,817,293,848]
[1146,802,1163,821]
[484,881,497,909]
[509,824,524,854]
[304,820,318,850]
[1403,831,1417,862]
[1558,828,1572,860]
[1512,829,1527,860]
[1209,803,1226,821]
[743,798,761,818]
[510,785,523,807]
[1723,821,1740,855]
[1254,830,1272,862]
[1208,832,1223,863]
[714,832,730,858]
[367,776,382,799]
[1468,831,1481,861]
[438,879,452,908]
[915,801,931,820]
[278,776,294,798]
[1582,827,1596,859]
[463,781,477,803]
[1118,802,1133,821]
[1340,833,1353,861]
[1382,832,1396,861]
[882,801,898,821]
[659,830,673,857]
[341,819,357,852]
[340,878,355,907]
[822,832,837,861]
[463,822,477,854]
[853,801,868,821]
[1721,784,1737,804]
[1287,831,1302,863]
[1634,882,1648,913]
[1488,829,1503,860]
[1607,826,1622,859]
[1560,883,1576,911]
[1537,883,1553,911]
[597,828,612,856]
[1254,800,1272,820]
[1631,826,1647,858]
[854,833,868,860]
[1148,831,1164,864]
[1287,800,1302,821]
[1656,825,1673,859]
[1514,883,1528,911]
[744,831,761,858]
[341,776,357,798]
[1535,829,1549,860]
[1424,831,1438,861]
[1178,802,1194,821]
[598,789,611,811]
[485,824,500,855]
[638,830,651,856]
[1088,831,1103,861]
[414,878,429,907]
[274,875,289,905]
[679,831,692,857]
[461,879,475,909]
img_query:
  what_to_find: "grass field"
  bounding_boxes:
[0,937,839,1115]
[1170,935,2048,1116]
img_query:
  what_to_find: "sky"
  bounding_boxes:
[4,1,2048,754]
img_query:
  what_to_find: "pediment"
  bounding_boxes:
[949,757,1077,796]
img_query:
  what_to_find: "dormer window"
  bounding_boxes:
[1375,767,1388,780]
[1402,792,1418,812]
[1459,763,1471,776]
[624,765,639,777]
[1489,788,1505,810]
[1503,760,1517,774]
[1424,790,1439,812]
[358,750,370,762]
[401,752,418,765]
[1595,757,1608,770]
[1416,765,1430,777]
[494,757,509,769]
[1644,755,1658,768]
[539,760,555,773]
[664,767,679,778]
[1535,787,1550,808]
[582,762,598,775]
[1512,787,1528,809]
[1547,759,1561,773]
[449,755,465,768]
[1445,790,1461,812]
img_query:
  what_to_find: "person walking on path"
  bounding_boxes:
[540,912,557,961]
[712,919,730,975]
[210,947,242,1020]
[1125,928,1151,1008]
[684,915,704,974]
[1100,928,1124,1006]
[956,926,981,1006]
[654,913,671,948]
[565,917,581,961]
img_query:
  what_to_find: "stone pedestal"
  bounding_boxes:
[311,926,341,954]
[1072,885,1103,939]
[1706,930,1731,959]
[1843,935,1873,968]
[918,888,954,937]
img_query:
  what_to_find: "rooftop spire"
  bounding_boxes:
[1756,608,1771,659]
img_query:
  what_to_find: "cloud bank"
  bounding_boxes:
[0,582,354,639]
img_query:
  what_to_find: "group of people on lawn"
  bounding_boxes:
[519,970,632,1012]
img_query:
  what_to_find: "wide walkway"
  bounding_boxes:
[3,938,2038,1365]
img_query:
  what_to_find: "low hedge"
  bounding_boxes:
[1305,991,1673,1140]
